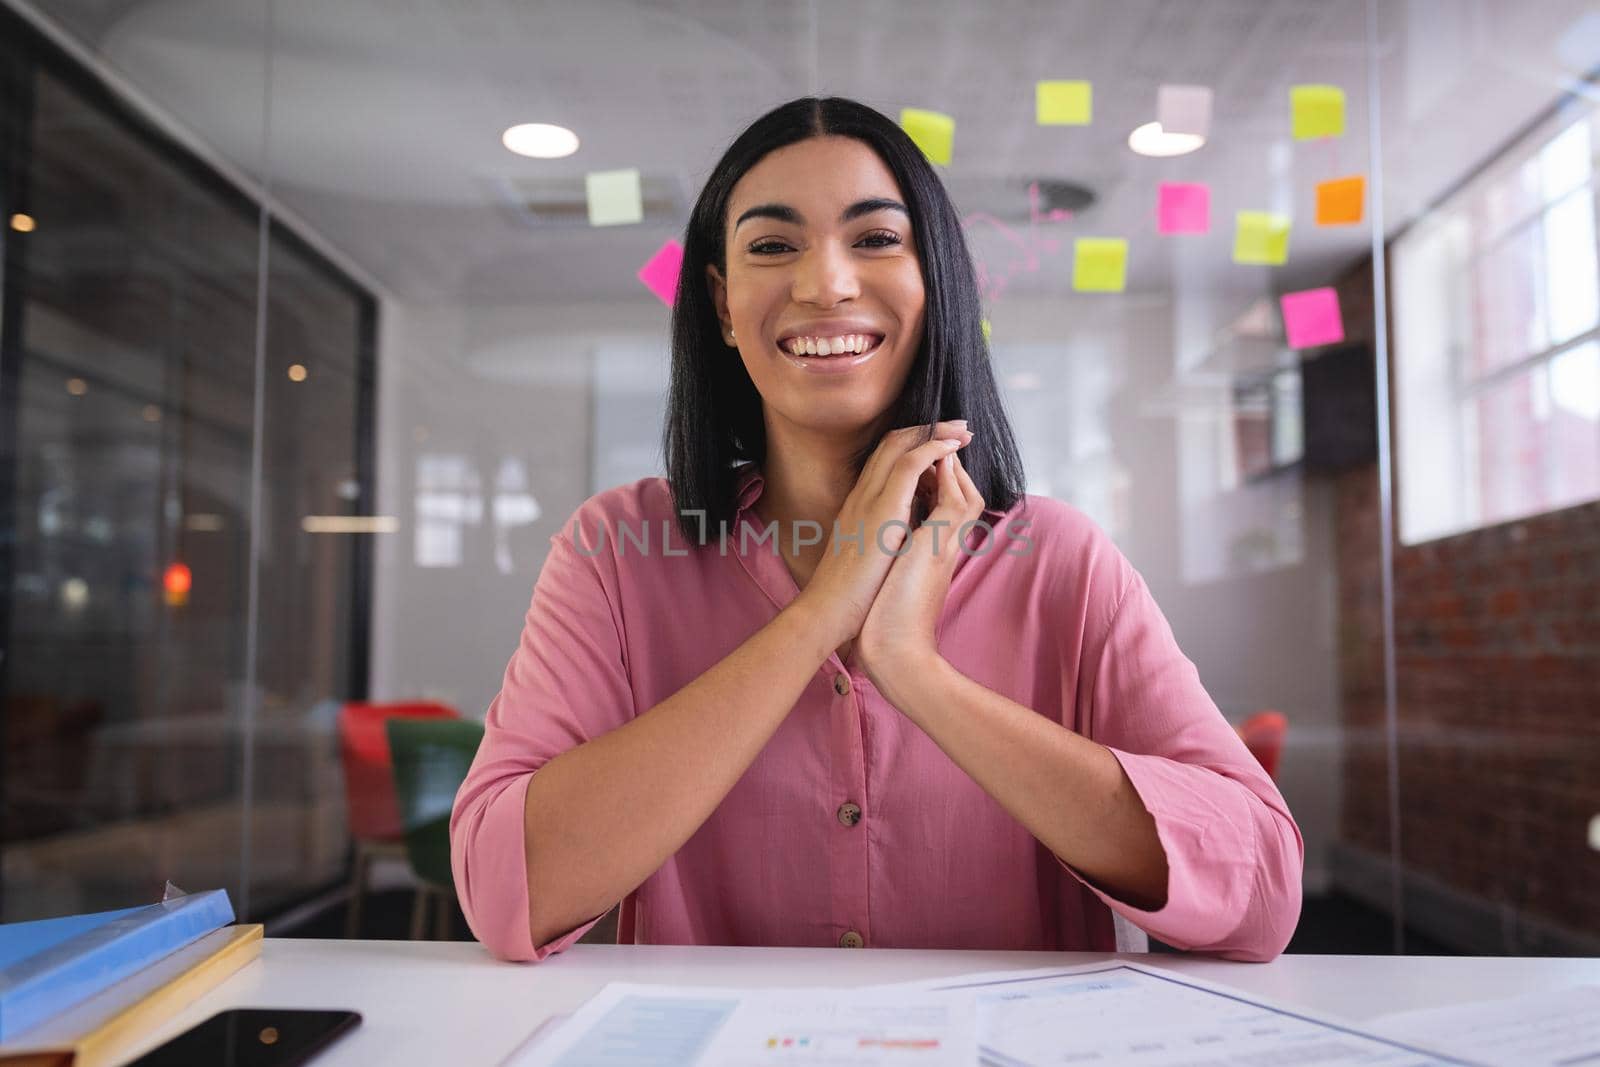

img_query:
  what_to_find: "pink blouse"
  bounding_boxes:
[450,463,1303,964]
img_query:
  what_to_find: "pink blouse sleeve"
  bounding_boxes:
[450,532,636,962]
[1065,547,1304,962]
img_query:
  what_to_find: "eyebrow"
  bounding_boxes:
[733,197,909,230]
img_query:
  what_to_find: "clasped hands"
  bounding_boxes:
[799,420,987,701]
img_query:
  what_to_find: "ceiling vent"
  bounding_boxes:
[486,173,689,231]
[944,177,1098,224]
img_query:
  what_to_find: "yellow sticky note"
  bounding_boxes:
[1036,80,1092,125]
[1072,238,1127,292]
[1233,212,1291,265]
[981,318,992,341]
[1291,85,1345,140]
[586,168,643,226]
[900,108,954,165]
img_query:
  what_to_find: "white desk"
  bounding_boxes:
[115,940,1600,1065]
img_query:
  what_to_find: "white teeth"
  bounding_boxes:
[784,334,880,356]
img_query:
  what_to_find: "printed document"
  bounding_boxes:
[1369,983,1600,1067]
[905,962,1472,1065]
[505,983,976,1066]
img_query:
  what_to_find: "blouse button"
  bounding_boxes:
[832,673,852,696]
[836,802,862,827]
[838,930,864,949]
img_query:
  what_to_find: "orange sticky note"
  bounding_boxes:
[1316,176,1365,225]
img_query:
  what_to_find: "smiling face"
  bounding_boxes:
[707,135,926,445]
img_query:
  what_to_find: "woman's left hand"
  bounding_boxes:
[856,447,987,700]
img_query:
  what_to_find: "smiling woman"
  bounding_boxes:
[666,98,1027,540]
[450,97,1304,966]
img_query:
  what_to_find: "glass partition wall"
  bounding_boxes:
[3,0,1596,952]
[0,6,374,921]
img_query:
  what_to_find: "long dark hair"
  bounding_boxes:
[664,96,1027,545]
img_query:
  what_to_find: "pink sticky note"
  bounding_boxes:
[1279,287,1344,348]
[1157,183,1210,234]
[637,239,684,306]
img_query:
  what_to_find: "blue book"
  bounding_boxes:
[0,890,234,1041]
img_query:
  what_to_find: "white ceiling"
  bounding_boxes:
[27,0,1600,305]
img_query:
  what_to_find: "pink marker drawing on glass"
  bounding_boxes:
[962,181,1074,302]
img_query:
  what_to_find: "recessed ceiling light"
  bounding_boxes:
[502,123,580,159]
[287,363,308,382]
[1128,121,1204,158]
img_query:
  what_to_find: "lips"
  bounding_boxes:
[777,336,883,375]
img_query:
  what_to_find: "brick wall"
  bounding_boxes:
[1331,261,1600,947]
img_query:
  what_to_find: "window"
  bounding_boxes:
[1394,102,1600,544]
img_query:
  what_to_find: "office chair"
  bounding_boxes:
[336,701,460,937]
[1238,710,1288,782]
[386,717,486,940]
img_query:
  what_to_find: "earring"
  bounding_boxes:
[726,326,736,345]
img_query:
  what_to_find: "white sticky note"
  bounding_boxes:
[585,168,643,227]
[1158,84,1212,138]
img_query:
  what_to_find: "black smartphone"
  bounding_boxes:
[125,1008,361,1067]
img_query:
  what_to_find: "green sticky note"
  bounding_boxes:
[899,108,954,165]
[1290,85,1345,140]
[1036,80,1092,125]
[1072,238,1127,292]
[586,168,644,226]
[1233,212,1291,265]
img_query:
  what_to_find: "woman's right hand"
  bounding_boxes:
[796,420,973,648]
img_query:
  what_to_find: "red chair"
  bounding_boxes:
[1238,710,1288,781]
[337,701,460,937]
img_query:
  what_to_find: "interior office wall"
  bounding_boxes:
[368,299,670,720]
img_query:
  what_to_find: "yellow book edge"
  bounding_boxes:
[0,923,264,1067]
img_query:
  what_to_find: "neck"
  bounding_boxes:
[755,417,881,537]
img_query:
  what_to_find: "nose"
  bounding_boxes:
[791,240,860,308]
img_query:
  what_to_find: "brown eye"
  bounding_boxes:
[857,230,902,248]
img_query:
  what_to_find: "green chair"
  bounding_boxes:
[385,717,485,940]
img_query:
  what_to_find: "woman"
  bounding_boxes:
[450,97,1302,964]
